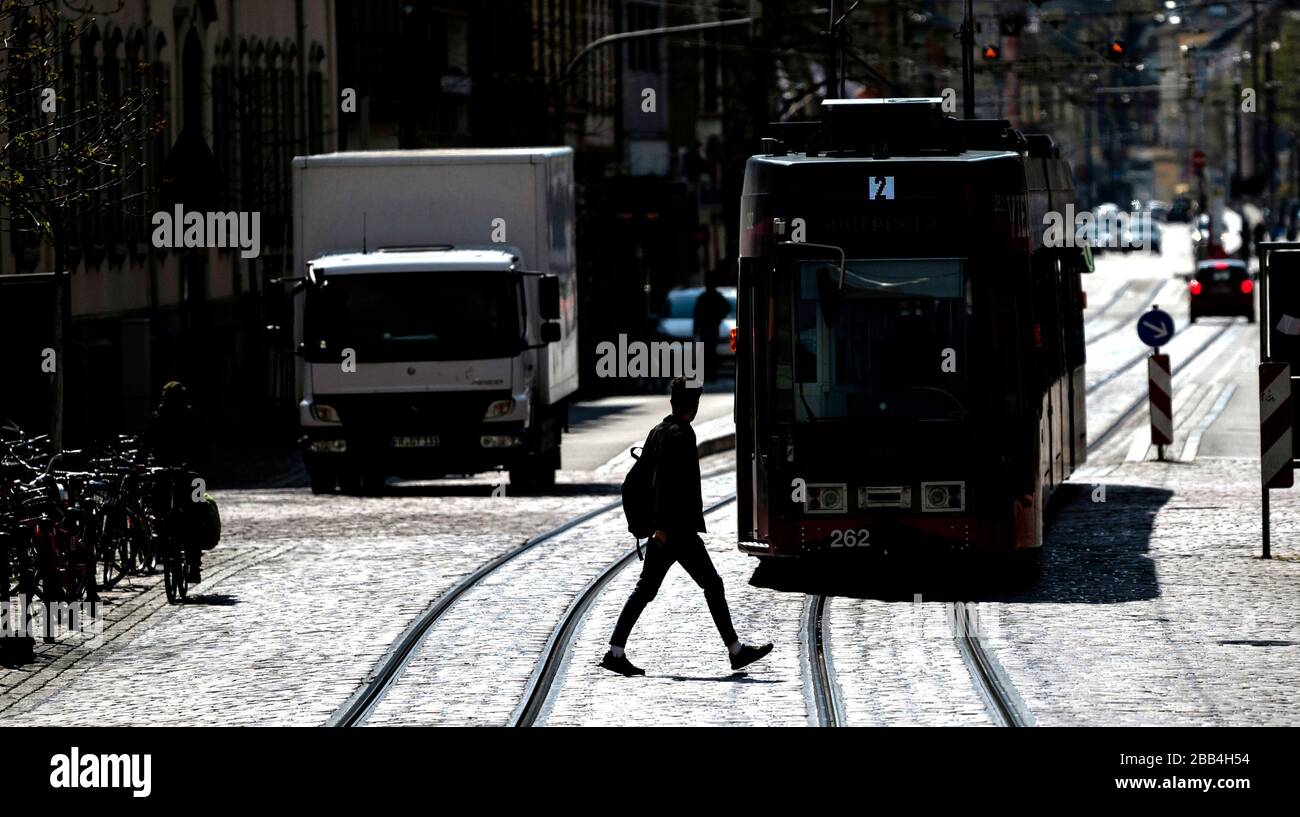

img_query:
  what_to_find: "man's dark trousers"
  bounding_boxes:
[609,532,738,648]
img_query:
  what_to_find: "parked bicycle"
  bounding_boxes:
[0,423,218,607]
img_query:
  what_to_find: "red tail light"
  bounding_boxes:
[1242,279,1254,294]
[729,327,738,353]
[1189,279,1202,295]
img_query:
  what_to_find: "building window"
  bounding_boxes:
[212,42,236,210]
[240,44,263,221]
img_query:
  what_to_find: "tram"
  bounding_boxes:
[735,98,1091,560]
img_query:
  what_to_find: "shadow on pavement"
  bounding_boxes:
[568,400,646,430]
[378,482,620,498]
[663,673,781,683]
[184,593,240,606]
[747,483,1172,604]
[206,447,306,490]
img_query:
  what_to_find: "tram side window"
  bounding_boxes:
[1062,267,1084,369]
[1032,254,1064,384]
[796,300,817,383]
[773,280,795,423]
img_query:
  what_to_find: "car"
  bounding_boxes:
[1188,259,1254,323]
[654,286,738,360]
[1145,200,1170,222]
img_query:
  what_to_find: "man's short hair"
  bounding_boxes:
[670,376,702,413]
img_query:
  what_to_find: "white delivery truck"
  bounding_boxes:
[287,148,578,493]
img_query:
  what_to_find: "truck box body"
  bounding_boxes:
[292,148,578,404]
[290,148,577,490]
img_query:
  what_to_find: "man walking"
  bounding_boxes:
[692,283,730,383]
[601,378,772,676]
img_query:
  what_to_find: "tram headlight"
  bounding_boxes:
[921,481,965,512]
[804,483,848,514]
[311,403,342,424]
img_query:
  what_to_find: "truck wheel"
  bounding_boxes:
[509,460,556,494]
[309,469,336,495]
[361,471,387,495]
[339,472,364,495]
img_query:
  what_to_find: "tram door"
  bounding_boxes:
[737,257,774,542]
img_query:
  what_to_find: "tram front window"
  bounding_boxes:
[790,258,969,422]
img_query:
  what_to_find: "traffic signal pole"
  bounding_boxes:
[961,0,975,118]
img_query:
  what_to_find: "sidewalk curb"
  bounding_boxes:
[594,413,736,476]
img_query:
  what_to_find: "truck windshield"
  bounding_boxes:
[787,258,969,421]
[304,270,522,362]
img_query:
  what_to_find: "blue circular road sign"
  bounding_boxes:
[1137,307,1175,347]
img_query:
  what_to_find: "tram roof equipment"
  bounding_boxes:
[762,97,1053,161]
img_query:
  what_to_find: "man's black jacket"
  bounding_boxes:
[647,414,705,535]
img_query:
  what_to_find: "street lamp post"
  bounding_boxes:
[553,17,755,144]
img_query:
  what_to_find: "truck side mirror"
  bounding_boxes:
[541,322,561,344]
[539,275,561,321]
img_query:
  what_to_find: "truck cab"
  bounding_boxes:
[297,245,565,494]
[288,147,578,495]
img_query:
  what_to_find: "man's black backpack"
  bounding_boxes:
[621,429,662,558]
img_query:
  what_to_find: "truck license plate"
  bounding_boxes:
[391,436,440,448]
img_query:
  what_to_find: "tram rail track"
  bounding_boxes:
[329,277,1219,729]
[804,594,846,727]
[1083,280,1133,327]
[511,494,738,727]
[1087,321,1236,454]
[1085,278,1169,345]
[949,602,1035,727]
[327,468,735,727]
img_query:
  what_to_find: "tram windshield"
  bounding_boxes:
[786,258,970,422]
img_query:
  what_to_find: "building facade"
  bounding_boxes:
[0,0,337,442]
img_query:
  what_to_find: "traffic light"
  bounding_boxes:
[1106,39,1126,61]
[983,45,1000,61]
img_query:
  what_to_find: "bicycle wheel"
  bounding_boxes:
[98,510,132,588]
[67,525,96,603]
[162,537,187,604]
[120,509,149,575]
[134,510,159,574]
[100,533,126,589]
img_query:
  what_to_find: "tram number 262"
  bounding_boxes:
[830,529,871,548]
